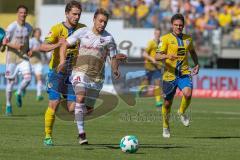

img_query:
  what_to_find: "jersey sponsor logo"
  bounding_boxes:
[47,82,53,89]
[177,47,186,56]
[72,76,81,85]
[100,38,105,43]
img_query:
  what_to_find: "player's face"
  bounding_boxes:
[34,30,41,39]
[66,7,81,27]
[93,14,108,34]
[17,8,28,22]
[172,19,184,36]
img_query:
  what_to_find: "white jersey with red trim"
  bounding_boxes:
[5,21,32,64]
[67,27,117,82]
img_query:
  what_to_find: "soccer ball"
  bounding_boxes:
[119,135,139,153]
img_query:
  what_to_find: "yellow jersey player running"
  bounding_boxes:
[40,1,86,146]
[156,13,199,138]
[141,27,163,109]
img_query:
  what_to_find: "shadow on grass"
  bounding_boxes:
[191,136,240,139]
[0,115,27,120]
[55,143,190,151]
[0,112,46,119]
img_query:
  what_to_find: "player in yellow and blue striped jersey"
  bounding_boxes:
[39,0,86,146]
[156,13,200,138]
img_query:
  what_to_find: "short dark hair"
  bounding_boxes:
[65,0,82,13]
[155,27,161,32]
[32,28,41,37]
[171,13,185,25]
[17,5,28,13]
[94,8,109,19]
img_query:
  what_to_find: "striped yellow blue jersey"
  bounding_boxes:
[158,33,194,81]
[144,39,162,71]
[45,22,86,71]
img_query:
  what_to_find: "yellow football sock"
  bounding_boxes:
[162,104,171,128]
[139,84,147,92]
[154,86,161,103]
[139,79,149,92]
[45,107,55,138]
[179,96,191,114]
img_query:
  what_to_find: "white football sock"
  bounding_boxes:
[17,75,31,95]
[6,80,14,106]
[75,102,86,134]
[36,80,42,97]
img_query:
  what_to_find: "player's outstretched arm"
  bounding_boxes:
[143,50,156,64]
[189,49,199,75]
[28,47,41,57]
[156,51,178,61]
[111,56,121,79]
[39,38,66,52]
[3,37,23,52]
[111,53,128,79]
[57,41,68,72]
[40,43,58,52]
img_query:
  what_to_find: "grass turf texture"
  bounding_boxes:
[0,91,240,160]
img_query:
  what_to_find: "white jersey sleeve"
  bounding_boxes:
[5,22,17,40]
[108,36,117,58]
[29,38,34,49]
[67,27,87,46]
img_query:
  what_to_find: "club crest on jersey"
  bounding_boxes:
[47,82,53,89]
[100,38,105,43]
[47,31,52,37]
[186,39,191,46]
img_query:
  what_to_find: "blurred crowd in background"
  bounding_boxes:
[1,0,239,65]
[79,0,240,53]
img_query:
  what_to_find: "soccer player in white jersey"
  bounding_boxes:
[29,28,45,101]
[58,8,122,144]
[2,5,32,115]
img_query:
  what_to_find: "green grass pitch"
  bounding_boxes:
[0,91,240,160]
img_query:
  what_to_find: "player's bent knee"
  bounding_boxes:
[76,95,85,103]
[184,94,192,100]
[6,80,14,92]
[182,91,192,99]
[67,102,75,112]
[164,100,172,108]
[48,100,60,111]
[182,88,192,99]
[23,73,32,82]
